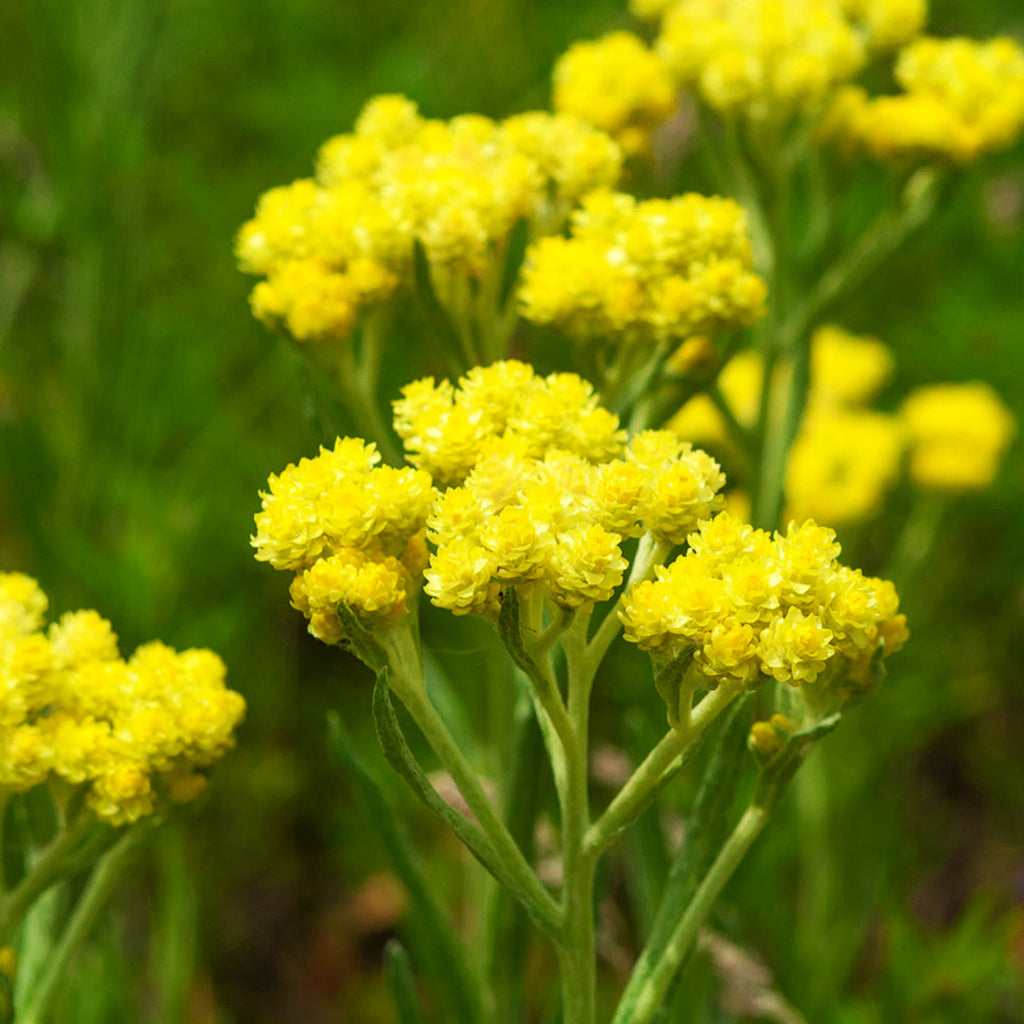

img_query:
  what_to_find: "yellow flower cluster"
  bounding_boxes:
[425,429,725,616]
[256,362,728,627]
[841,0,928,49]
[655,0,866,119]
[0,573,244,825]
[237,95,622,344]
[552,31,678,155]
[252,437,434,642]
[899,382,1015,490]
[827,36,1024,162]
[671,326,905,525]
[392,361,626,485]
[620,513,907,690]
[518,189,766,346]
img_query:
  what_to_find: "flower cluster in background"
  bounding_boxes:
[827,36,1024,162]
[654,0,868,119]
[900,382,1016,490]
[620,512,907,698]
[0,574,245,824]
[236,95,622,345]
[552,31,677,155]
[518,189,766,349]
[670,325,1016,524]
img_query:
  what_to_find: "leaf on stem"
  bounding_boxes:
[653,647,696,728]
[371,671,556,934]
[326,712,483,1024]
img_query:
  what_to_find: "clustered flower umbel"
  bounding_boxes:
[254,362,724,635]
[254,361,906,699]
[236,94,622,344]
[825,35,1024,162]
[0,574,245,824]
[620,512,908,695]
[517,189,767,347]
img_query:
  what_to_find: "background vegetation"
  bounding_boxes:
[1,0,1022,1020]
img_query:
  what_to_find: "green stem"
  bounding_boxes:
[394,675,562,939]
[0,816,95,947]
[616,804,769,1024]
[559,603,597,1024]
[17,825,152,1024]
[584,684,740,858]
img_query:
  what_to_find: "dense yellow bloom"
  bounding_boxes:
[424,426,724,615]
[258,362,729,627]
[553,32,678,154]
[826,37,1024,162]
[657,0,866,120]
[393,361,625,484]
[810,324,894,406]
[518,190,765,347]
[620,513,904,690]
[900,382,1015,490]
[237,96,622,345]
[0,574,244,825]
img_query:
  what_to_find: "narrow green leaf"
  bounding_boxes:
[498,217,530,308]
[496,586,541,684]
[327,712,482,1024]
[382,940,425,1024]
[335,604,388,673]
[371,671,556,935]
[653,647,696,728]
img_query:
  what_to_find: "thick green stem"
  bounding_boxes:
[17,825,152,1024]
[616,805,769,1024]
[584,685,740,858]
[0,816,95,947]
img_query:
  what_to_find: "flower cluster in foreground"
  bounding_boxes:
[254,360,906,715]
[620,512,907,693]
[236,95,622,344]
[518,189,766,348]
[0,574,245,824]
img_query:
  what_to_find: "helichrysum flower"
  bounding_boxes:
[620,513,906,693]
[518,189,766,348]
[656,0,866,121]
[553,31,678,155]
[0,574,244,825]
[237,96,622,345]
[257,362,728,629]
[825,36,1024,162]
[900,382,1015,490]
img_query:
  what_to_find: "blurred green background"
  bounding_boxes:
[1,0,1022,1021]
